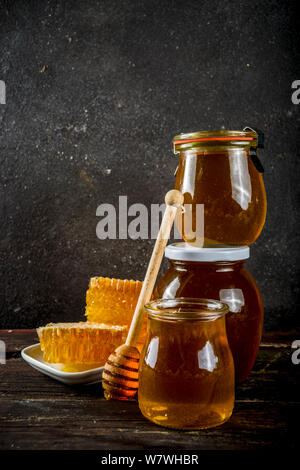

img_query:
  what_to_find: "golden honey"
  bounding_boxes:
[156,244,264,382]
[173,130,267,246]
[138,299,235,430]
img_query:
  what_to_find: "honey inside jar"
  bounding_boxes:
[173,130,267,246]
[138,299,235,430]
[155,244,264,383]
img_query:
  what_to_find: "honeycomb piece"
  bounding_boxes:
[85,277,147,346]
[37,322,127,364]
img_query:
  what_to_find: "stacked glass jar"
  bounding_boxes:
[138,129,266,429]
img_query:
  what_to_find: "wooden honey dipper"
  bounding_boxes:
[102,189,184,400]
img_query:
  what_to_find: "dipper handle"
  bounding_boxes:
[125,190,184,346]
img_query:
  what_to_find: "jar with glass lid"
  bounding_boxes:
[173,129,267,246]
[155,243,264,382]
[138,298,234,430]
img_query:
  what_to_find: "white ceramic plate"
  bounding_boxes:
[21,343,104,385]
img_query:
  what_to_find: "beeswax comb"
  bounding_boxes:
[85,277,147,349]
[37,322,127,364]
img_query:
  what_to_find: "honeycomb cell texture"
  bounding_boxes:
[37,322,127,364]
[85,277,147,345]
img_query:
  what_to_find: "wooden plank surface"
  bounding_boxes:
[0,330,299,450]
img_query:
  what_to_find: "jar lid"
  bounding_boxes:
[165,243,250,262]
[173,129,259,153]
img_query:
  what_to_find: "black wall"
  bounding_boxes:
[0,0,299,330]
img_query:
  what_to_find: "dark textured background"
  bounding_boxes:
[0,0,299,330]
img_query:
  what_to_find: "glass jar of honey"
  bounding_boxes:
[138,298,234,430]
[155,243,264,382]
[173,129,267,246]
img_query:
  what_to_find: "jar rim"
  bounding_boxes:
[144,297,229,322]
[173,129,258,153]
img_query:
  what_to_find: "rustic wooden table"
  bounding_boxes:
[0,330,298,451]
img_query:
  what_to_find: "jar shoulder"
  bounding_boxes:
[156,265,262,302]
